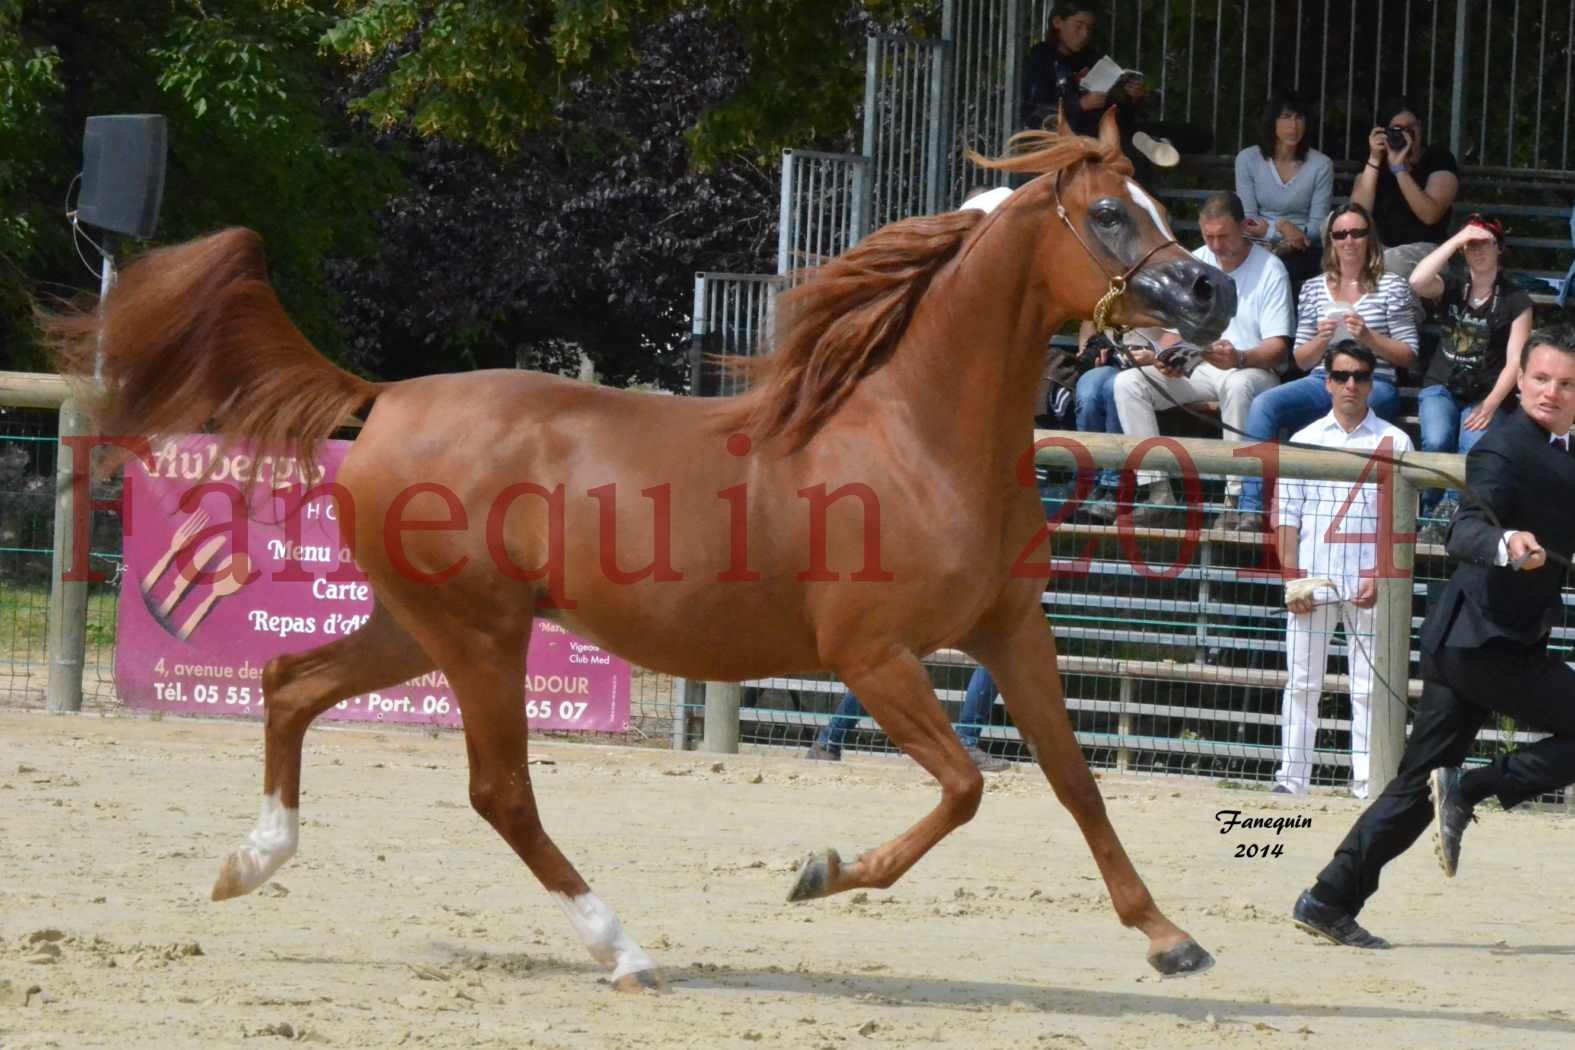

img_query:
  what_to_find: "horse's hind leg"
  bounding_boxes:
[790,649,984,899]
[976,616,1213,977]
[420,625,663,993]
[211,599,435,901]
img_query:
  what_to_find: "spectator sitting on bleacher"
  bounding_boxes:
[1100,192,1294,527]
[1350,95,1460,280]
[1021,1,1208,181]
[1234,203,1420,531]
[1236,88,1333,288]
[806,667,1010,771]
[1273,342,1414,798]
[1072,327,1127,508]
[1409,215,1533,544]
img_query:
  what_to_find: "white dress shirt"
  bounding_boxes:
[1276,410,1415,595]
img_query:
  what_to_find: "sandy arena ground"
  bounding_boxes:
[2,708,1574,1050]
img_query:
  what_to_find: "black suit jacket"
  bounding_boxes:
[1420,409,1575,653]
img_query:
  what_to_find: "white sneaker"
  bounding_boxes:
[1132,131,1180,168]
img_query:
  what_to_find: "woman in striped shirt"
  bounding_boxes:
[1234,202,1420,526]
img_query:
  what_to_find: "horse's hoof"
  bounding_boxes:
[611,968,667,994]
[1147,938,1215,978]
[211,854,250,901]
[787,848,842,902]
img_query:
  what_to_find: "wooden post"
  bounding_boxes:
[702,681,742,754]
[1369,472,1418,794]
[46,397,91,713]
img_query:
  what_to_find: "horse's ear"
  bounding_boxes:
[1097,106,1123,152]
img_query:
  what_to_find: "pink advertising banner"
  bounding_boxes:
[115,436,630,731]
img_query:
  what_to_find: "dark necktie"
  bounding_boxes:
[1554,435,1571,452]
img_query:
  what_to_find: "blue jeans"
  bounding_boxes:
[817,666,1000,753]
[1237,370,1400,514]
[1075,365,1122,490]
[1417,385,1506,513]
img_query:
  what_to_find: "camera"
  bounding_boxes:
[1384,124,1410,152]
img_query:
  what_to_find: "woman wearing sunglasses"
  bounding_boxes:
[1408,215,1534,544]
[1230,202,1420,530]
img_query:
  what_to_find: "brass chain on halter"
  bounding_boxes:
[1090,277,1126,334]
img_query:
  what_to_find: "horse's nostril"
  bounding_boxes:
[1192,274,1214,302]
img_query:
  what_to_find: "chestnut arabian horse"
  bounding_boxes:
[48,113,1234,989]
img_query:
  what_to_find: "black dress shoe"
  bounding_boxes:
[1291,889,1391,949]
[1430,766,1476,878]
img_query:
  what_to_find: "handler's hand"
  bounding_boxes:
[1350,578,1378,609]
[1508,531,1547,571]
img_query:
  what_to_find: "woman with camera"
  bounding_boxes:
[1236,89,1334,287]
[1231,203,1421,529]
[1408,215,1534,544]
[1351,95,1460,279]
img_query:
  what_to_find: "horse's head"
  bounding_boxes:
[978,112,1236,344]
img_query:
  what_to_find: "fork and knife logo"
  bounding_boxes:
[141,509,252,640]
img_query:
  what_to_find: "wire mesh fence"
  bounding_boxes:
[0,406,119,709]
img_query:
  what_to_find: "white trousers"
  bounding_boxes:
[1112,362,1279,491]
[1275,598,1375,797]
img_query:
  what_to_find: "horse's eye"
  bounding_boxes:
[1092,202,1124,228]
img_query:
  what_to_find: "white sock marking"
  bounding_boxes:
[553,891,657,980]
[228,790,299,894]
[1125,179,1179,243]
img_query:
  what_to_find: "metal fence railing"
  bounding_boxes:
[689,272,780,397]
[777,149,870,279]
[863,34,952,226]
[0,400,120,710]
[1040,0,1575,175]
[941,0,1025,206]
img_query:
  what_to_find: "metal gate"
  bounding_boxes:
[776,149,870,280]
[688,272,780,397]
[862,34,952,226]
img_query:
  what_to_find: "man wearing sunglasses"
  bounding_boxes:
[1292,325,1575,949]
[1271,343,1412,800]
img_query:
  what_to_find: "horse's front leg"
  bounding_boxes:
[789,649,984,900]
[976,617,1214,977]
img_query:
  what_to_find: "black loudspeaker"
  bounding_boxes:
[78,114,168,239]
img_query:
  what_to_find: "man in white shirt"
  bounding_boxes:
[1110,191,1294,526]
[1272,343,1414,798]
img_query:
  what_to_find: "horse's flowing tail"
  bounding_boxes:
[41,227,381,474]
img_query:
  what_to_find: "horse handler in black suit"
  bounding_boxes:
[1291,321,1575,949]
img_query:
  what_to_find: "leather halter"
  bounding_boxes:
[1049,166,1180,333]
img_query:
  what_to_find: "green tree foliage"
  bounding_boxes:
[324,0,932,165]
[2,0,932,382]
[0,0,396,370]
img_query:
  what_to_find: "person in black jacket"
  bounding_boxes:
[1290,322,1575,949]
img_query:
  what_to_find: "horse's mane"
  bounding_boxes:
[719,129,1127,449]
